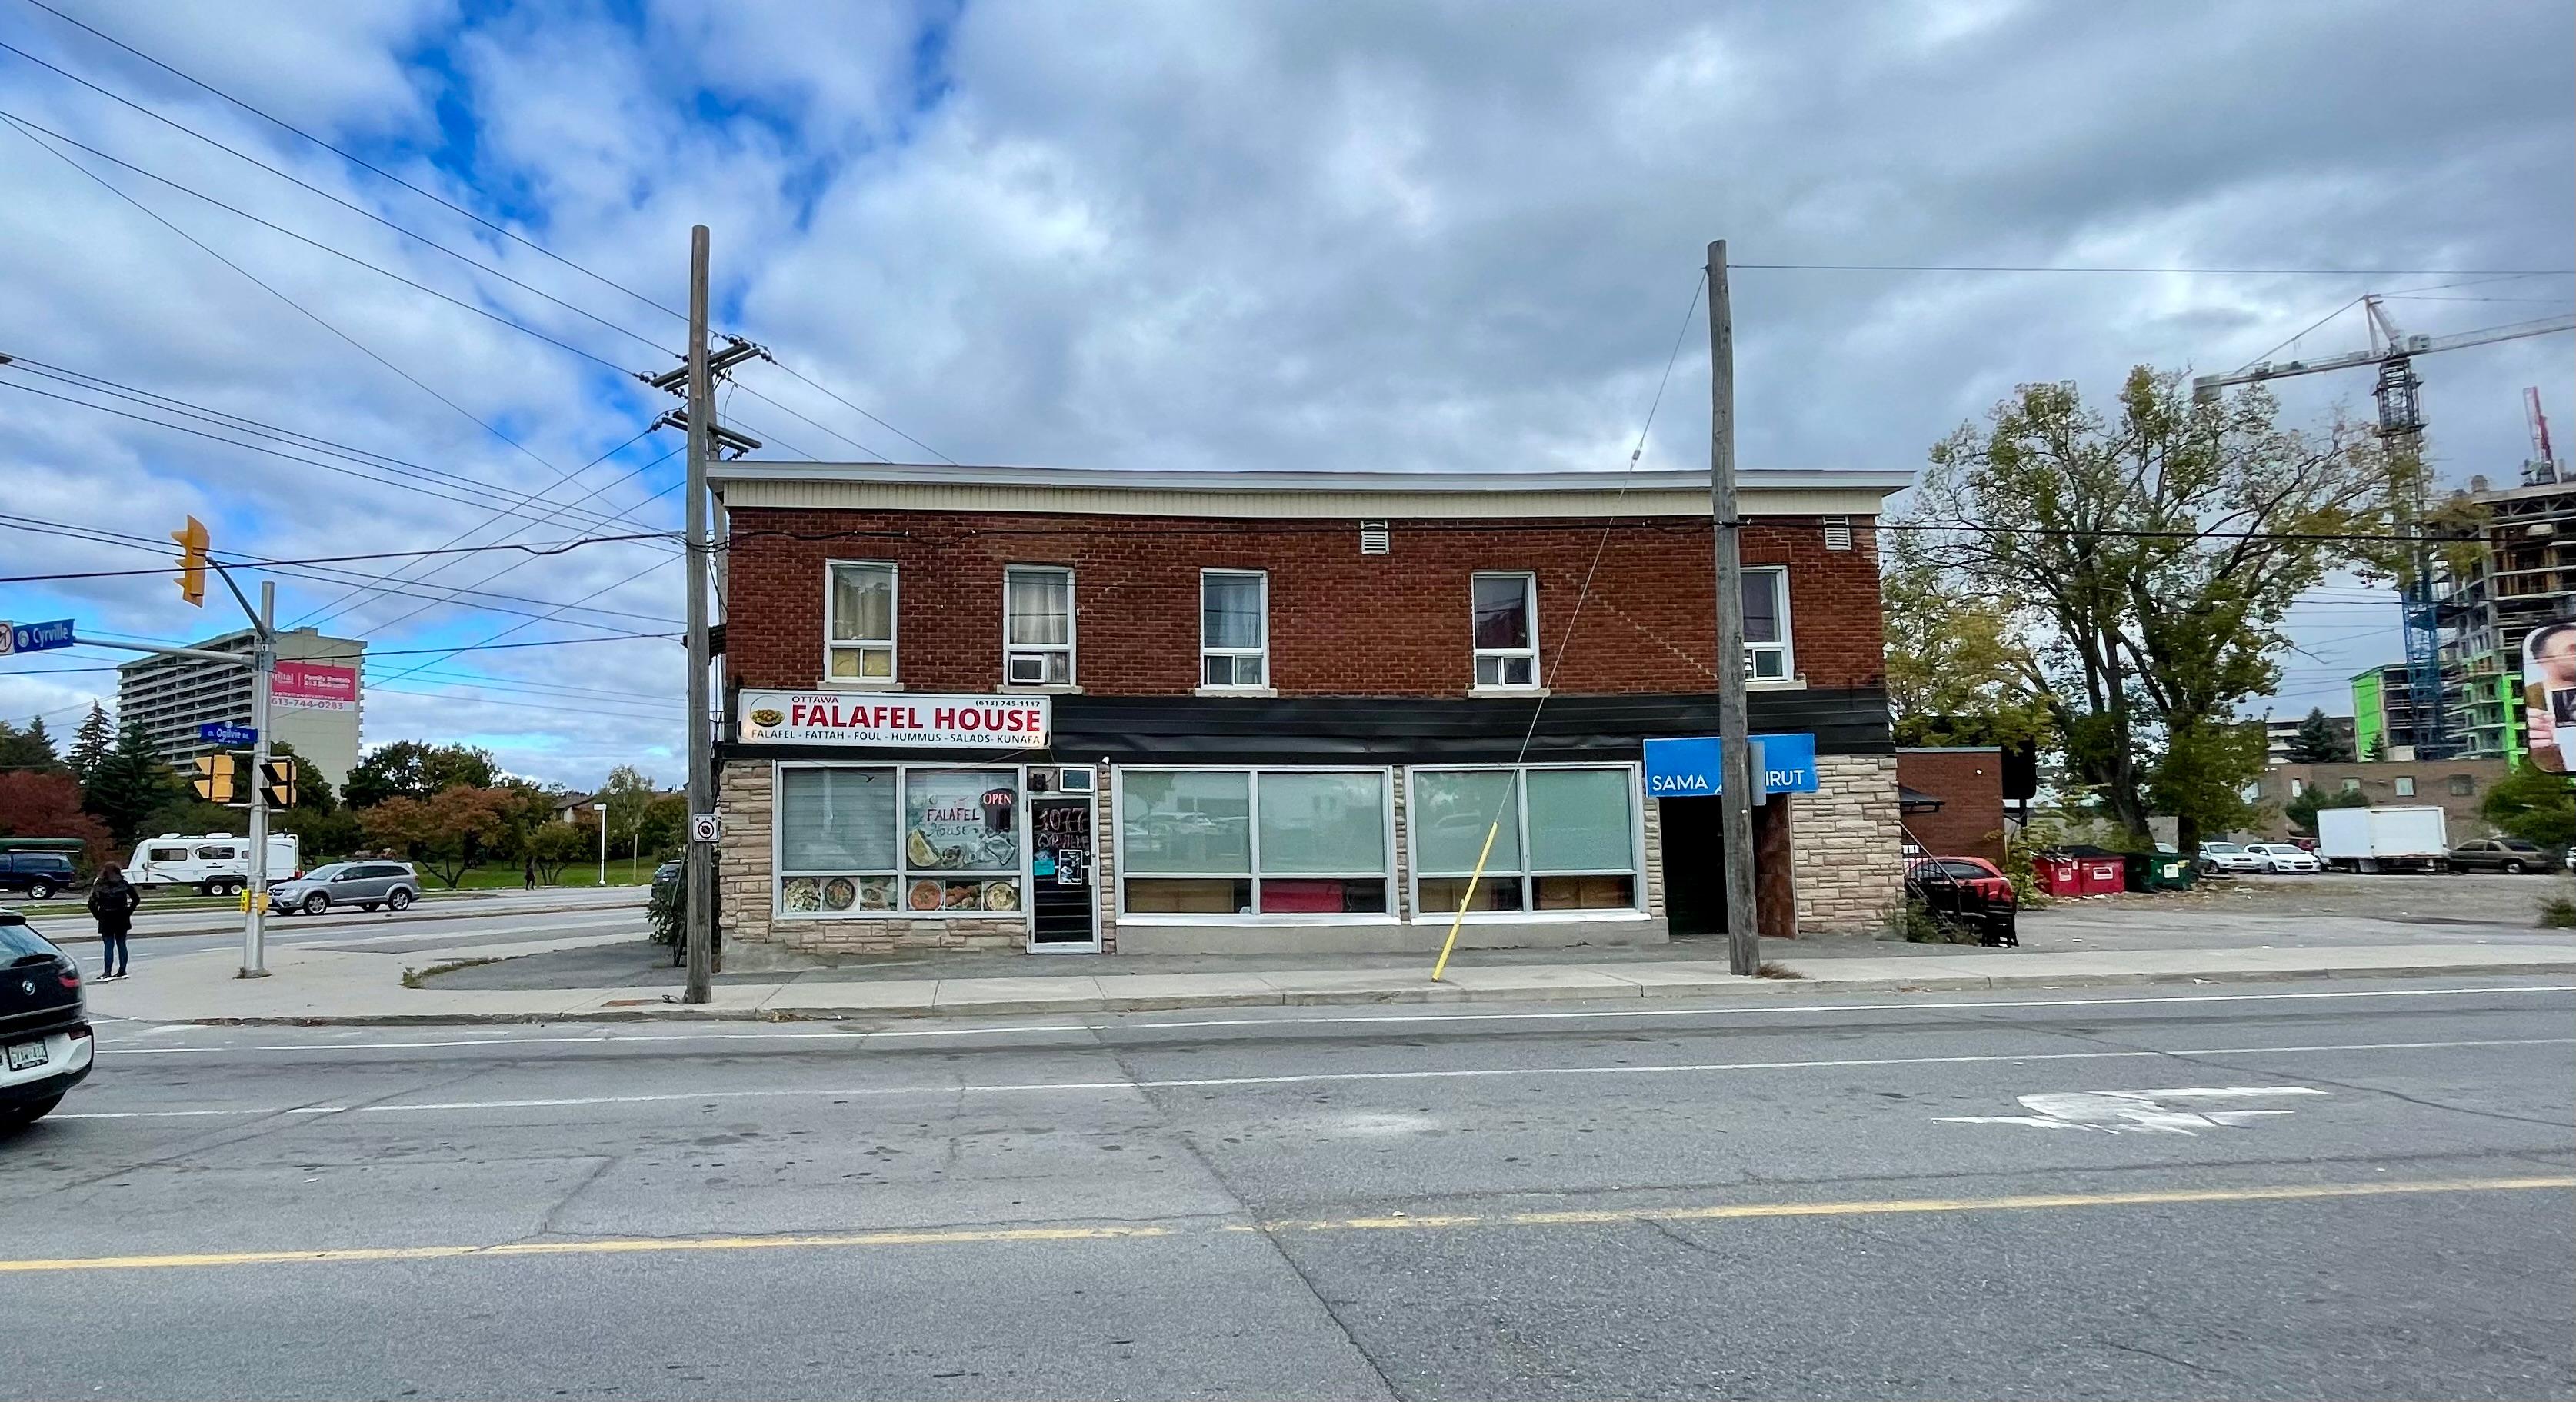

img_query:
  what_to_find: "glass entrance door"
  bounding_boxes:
[1028,795,1099,952]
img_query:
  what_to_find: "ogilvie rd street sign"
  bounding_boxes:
[198,723,258,747]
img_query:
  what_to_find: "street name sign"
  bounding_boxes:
[1,619,77,655]
[198,722,258,746]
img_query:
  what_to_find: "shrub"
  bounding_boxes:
[2539,894,2576,930]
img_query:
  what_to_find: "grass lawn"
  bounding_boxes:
[426,861,661,891]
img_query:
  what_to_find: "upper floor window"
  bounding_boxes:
[1472,572,1538,689]
[1743,567,1791,681]
[1201,570,1268,688]
[827,561,896,681]
[1005,566,1075,685]
[2394,775,2416,797]
[2340,777,2361,792]
[2448,774,2476,797]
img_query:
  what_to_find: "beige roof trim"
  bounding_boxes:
[711,464,1907,520]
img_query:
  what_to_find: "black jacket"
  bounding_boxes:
[88,880,141,934]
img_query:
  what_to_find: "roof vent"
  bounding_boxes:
[1360,520,1390,555]
[1821,516,1853,551]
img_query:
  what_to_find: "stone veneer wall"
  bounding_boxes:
[715,759,1025,959]
[1789,753,1903,932]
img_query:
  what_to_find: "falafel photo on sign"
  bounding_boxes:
[2524,618,2576,773]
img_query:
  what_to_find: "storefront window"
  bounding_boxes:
[1121,768,1389,917]
[1411,764,1640,916]
[776,764,1023,917]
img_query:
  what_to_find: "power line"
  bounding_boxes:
[0,374,676,547]
[0,82,675,358]
[0,109,644,375]
[2,515,679,634]
[8,0,686,323]
[2,358,679,545]
[1734,261,2576,276]
[294,435,678,630]
[312,475,685,638]
[758,355,953,463]
[0,518,670,583]
[6,630,680,674]
[0,115,671,534]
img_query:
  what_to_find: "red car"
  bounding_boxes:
[1904,855,2019,946]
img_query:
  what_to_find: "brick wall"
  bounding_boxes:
[1895,748,2007,863]
[722,508,1883,698]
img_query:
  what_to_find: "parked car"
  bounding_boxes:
[1905,856,2018,947]
[1,911,92,1127]
[2238,843,2322,874]
[0,851,79,901]
[2448,838,2550,874]
[2194,841,2266,876]
[652,859,683,896]
[268,861,420,916]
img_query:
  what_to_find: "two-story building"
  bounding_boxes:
[707,461,1909,962]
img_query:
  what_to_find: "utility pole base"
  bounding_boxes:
[235,967,272,980]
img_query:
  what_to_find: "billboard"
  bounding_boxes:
[2528,621,2576,774]
[272,661,360,712]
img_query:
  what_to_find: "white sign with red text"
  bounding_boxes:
[272,661,360,712]
[737,691,1051,748]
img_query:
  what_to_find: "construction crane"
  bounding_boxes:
[2193,298,2576,758]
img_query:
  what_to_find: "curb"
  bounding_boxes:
[116,958,2576,1028]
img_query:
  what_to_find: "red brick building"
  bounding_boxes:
[708,462,1909,960]
[1895,746,2008,864]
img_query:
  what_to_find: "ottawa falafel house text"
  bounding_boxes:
[738,691,1051,748]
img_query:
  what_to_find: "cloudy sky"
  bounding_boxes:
[1,0,2568,788]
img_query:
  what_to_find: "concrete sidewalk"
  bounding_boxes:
[78,926,2576,1027]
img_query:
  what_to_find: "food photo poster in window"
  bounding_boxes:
[2525,620,2576,774]
[901,769,1021,913]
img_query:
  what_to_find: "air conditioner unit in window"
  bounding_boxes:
[1007,654,1048,684]
[1056,766,1095,793]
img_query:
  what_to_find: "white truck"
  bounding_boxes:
[2314,805,2449,874]
[124,833,305,896]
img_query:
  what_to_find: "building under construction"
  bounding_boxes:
[2427,395,2574,764]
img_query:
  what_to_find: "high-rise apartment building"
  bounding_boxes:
[114,627,365,794]
[2351,661,2421,760]
[2432,461,2575,764]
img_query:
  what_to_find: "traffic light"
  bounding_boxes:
[191,754,235,803]
[172,515,209,607]
[260,758,296,809]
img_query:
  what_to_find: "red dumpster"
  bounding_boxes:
[2033,854,2086,897]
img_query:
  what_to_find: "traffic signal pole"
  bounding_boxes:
[242,579,275,979]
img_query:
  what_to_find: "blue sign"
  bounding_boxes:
[198,722,258,747]
[5,618,76,654]
[1641,733,1820,798]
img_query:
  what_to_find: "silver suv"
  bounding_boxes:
[269,861,419,916]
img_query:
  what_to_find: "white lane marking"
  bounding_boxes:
[1941,1086,2329,1135]
[53,1035,2571,1120]
[92,983,2576,1057]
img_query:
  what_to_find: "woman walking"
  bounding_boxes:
[88,864,140,981]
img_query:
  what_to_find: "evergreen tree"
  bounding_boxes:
[82,719,181,848]
[0,717,65,773]
[68,703,112,784]
[2284,708,2353,764]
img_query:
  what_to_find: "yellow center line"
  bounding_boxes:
[2,1176,2566,1275]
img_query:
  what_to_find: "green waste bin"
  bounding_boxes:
[2124,851,2198,891]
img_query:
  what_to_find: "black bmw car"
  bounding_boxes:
[1,911,93,1127]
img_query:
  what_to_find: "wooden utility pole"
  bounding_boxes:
[682,225,715,1004]
[1707,239,1759,975]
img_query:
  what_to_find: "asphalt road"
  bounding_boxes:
[25,884,649,963]
[5,976,2571,1400]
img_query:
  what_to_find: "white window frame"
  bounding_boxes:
[1741,565,1793,683]
[1111,765,1397,924]
[1198,569,1271,691]
[1402,762,1648,922]
[2394,775,2416,797]
[823,560,898,686]
[1001,564,1077,688]
[1470,571,1541,692]
[770,761,1031,924]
